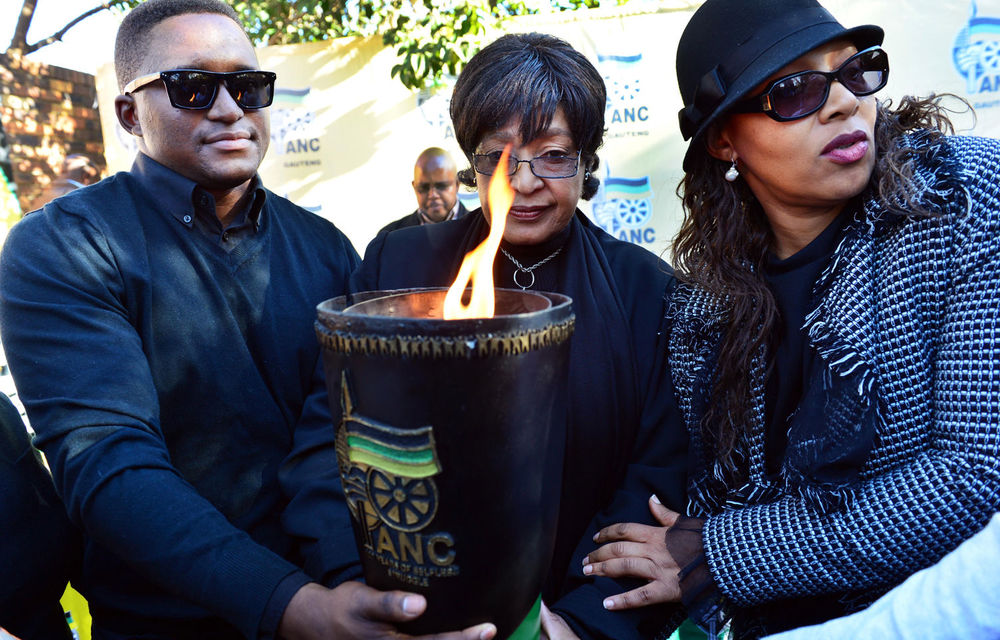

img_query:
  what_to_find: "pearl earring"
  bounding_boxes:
[725,160,739,182]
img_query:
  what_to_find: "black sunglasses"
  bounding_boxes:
[124,69,277,110]
[733,47,889,122]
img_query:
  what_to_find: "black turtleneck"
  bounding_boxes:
[762,209,849,476]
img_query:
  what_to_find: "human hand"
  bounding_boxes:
[581,494,682,610]
[277,581,497,640]
[539,601,581,640]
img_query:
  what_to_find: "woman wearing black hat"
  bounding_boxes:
[569,0,1000,638]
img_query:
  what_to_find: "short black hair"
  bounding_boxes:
[114,0,243,90]
[450,33,606,200]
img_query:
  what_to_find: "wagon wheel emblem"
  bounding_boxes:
[615,198,652,229]
[367,468,438,532]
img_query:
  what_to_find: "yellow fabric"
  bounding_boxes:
[1,170,21,239]
[60,584,91,640]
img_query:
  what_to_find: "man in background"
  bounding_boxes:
[377,146,467,236]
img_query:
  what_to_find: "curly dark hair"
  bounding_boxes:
[450,32,606,200]
[673,94,964,472]
[114,0,243,90]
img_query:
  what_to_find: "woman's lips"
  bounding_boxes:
[822,130,869,164]
[509,206,545,221]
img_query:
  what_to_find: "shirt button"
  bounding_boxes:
[222,231,230,242]
[183,215,192,223]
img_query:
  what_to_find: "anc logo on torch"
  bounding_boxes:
[336,372,442,534]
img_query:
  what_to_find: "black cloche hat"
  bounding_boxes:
[676,0,883,170]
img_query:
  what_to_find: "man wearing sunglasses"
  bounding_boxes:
[0,2,497,640]
[376,147,469,237]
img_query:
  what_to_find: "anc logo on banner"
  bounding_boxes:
[594,47,657,247]
[271,87,323,163]
[598,52,650,136]
[336,373,458,587]
[954,0,1000,108]
[591,167,656,246]
[271,86,324,212]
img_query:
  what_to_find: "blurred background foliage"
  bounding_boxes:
[8,0,624,90]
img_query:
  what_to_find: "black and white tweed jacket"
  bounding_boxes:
[668,133,1000,617]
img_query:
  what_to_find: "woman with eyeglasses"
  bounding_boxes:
[351,31,688,635]
[563,0,1000,638]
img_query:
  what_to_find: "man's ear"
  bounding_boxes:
[705,122,734,163]
[115,94,142,137]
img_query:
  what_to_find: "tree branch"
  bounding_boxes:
[20,2,118,55]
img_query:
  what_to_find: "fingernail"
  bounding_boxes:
[402,596,420,614]
[583,564,593,575]
[651,493,661,504]
[603,598,615,610]
[479,624,497,640]
[592,532,599,541]
[581,555,589,565]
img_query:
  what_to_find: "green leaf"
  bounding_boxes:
[125,0,607,90]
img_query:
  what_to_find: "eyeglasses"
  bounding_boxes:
[472,150,581,179]
[733,47,888,122]
[414,181,456,194]
[123,69,277,110]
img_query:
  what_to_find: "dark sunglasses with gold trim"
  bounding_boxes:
[124,69,277,110]
[732,46,889,122]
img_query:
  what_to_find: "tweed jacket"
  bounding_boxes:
[668,133,1000,623]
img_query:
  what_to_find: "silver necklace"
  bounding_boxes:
[500,246,563,290]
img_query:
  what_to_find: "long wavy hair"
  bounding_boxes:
[672,94,965,473]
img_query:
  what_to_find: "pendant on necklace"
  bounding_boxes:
[512,269,535,290]
[501,246,563,291]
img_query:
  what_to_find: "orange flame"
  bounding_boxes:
[443,145,514,319]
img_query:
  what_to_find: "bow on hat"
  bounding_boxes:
[679,66,727,141]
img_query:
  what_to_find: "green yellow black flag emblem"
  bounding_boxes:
[337,372,443,533]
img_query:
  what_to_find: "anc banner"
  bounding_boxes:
[95,0,1000,257]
